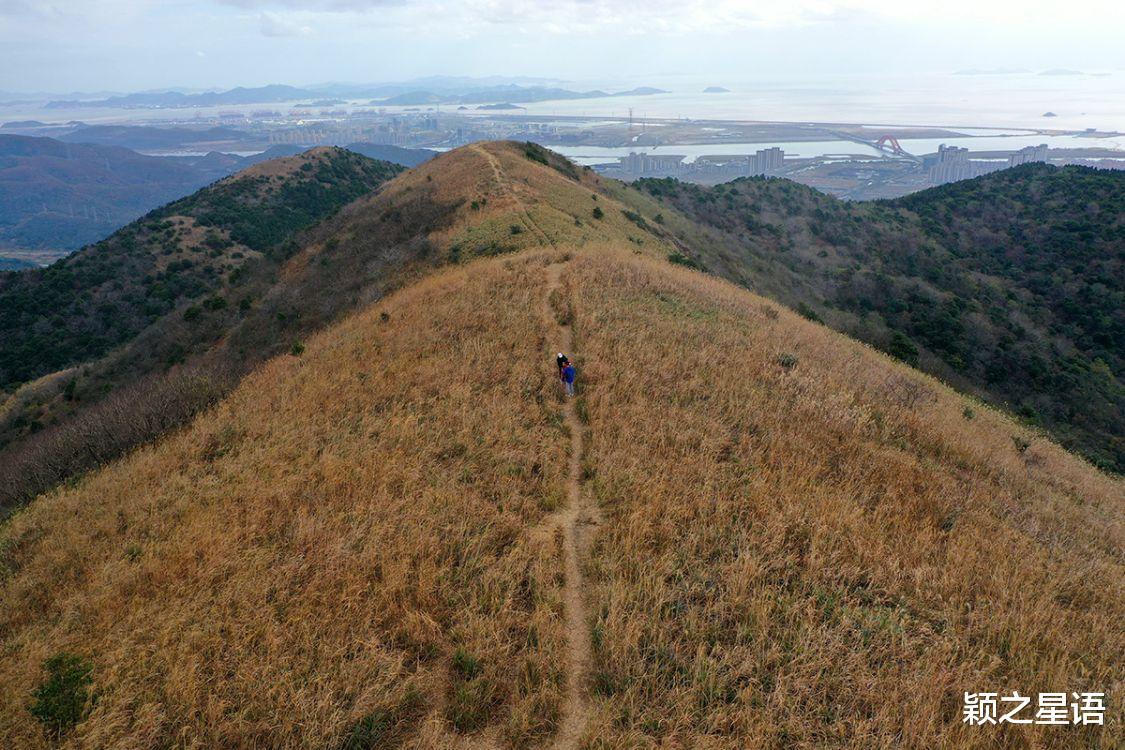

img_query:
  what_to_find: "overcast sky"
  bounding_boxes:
[1,0,1123,93]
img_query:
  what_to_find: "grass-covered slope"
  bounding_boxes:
[629,165,1125,471]
[1,245,1120,747]
[568,249,1122,747]
[0,149,405,507]
[0,253,571,747]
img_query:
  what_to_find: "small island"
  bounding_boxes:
[703,86,731,93]
[1042,111,1058,117]
[477,102,525,110]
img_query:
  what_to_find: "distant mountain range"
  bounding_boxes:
[44,81,667,109]
[379,86,666,106]
[45,84,315,109]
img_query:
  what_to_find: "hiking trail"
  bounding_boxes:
[469,143,554,247]
[536,260,599,749]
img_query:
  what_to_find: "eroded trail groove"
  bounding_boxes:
[540,261,598,749]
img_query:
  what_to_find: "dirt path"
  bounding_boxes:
[469,144,554,247]
[537,261,598,749]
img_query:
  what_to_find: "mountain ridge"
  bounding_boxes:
[0,241,1119,746]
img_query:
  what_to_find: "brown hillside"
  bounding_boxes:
[1,241,1120,747]
[3,140,670,509]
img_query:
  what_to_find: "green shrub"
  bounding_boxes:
[667,252,700,270]
[621,209,649,230]
[795,302,822,323]
[452,648,482,680]
[592,206,604,220]
[336,711,390,750]
[290,341,305,357]
[448,678,493,731]
[28,653,95,739]
[777,353,798,370]
[523,142,550,166]
[888,331,919,365]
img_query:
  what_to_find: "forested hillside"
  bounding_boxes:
[0,147,400,390]
[628,164,1124,471]
[0,149,403,503]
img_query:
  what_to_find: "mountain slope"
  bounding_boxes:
[0,147,400,389]
[570,249,1121,747]
[0,148,403,504]
[626,165,1125,471]
[0,245,1119,748]
[0,141,671,507]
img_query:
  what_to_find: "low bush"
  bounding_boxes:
[28,653,95,739]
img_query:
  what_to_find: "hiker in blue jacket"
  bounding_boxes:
[562,361,577,397]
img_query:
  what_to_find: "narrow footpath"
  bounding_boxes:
[538,261,598,749]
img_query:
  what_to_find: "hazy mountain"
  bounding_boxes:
[378,85,667,106]
[45,84,315,109]
[0,135,239,251]
[342,142,437,167]
[42,80,667,110]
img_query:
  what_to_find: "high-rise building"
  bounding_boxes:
[929,144,973,183]
[1008,143,1049,167]
[619,152,686,175]
[755,147,784,172]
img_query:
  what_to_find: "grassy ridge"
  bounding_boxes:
[0,253,571,747]
[568,248,1122,747]
[0,244,1120,746]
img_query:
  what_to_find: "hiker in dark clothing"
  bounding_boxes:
[556,353,570,381]
[562,362,576,396]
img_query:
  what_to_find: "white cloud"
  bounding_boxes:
[258,10,313,35]
[214,0,1125,30]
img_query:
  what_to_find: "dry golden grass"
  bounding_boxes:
[565,247,1122,748]
[0,252,576,748]
[377,141,675,260]
[2,197,1121,746]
